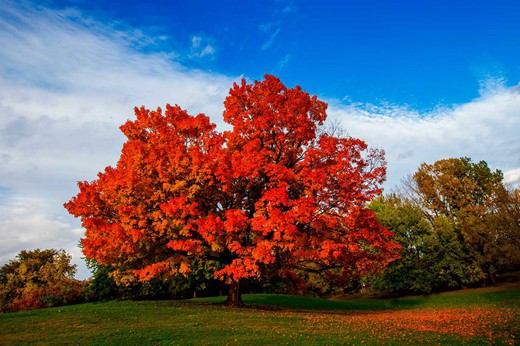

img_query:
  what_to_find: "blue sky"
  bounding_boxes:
[48,0,520,108]
[1,0,519,278]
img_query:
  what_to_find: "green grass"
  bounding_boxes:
[198,282,520,310]
[1,283,519,345]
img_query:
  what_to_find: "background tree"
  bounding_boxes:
[65,75,400,306]
[489,187,520,273]
[370,158,520,295]
[0,249,86,312]
[369,194,481,294]
[410,157,512,284]
[369,194,435,294]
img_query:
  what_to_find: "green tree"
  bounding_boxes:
[0,249,86,312]
[369,195,432,293]
[427,215,481,288]
[369,195,471,294]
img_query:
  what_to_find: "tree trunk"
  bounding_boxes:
[224,280,244,307]
[487,266,496,286]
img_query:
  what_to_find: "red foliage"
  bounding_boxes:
[65,75,400,294]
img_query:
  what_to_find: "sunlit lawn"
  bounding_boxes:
[1,283,518,345]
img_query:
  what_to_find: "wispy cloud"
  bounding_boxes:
[261,27,281,50]
[190,35,216,58]
[278,54,291,69]
[275,0,297,14]
[327,84,520,190]
[260,1,297,53]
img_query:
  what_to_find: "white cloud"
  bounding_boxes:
[0,195,87,277]
[327,86,520,190]
[504,168,520,186]
[0,1,236,278]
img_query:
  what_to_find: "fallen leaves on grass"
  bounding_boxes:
[303,307,518,344]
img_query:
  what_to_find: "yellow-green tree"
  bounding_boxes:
[407,157,518,284]
[490,187,520,273]
[0,249,86,312]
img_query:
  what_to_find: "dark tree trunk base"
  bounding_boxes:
[223,281,244,307]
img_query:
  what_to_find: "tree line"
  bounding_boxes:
[1,76,519,312]
[2,160,518,313]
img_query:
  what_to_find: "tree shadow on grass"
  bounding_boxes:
[196,293,426,313]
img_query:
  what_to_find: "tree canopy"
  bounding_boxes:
[65,75,400,306]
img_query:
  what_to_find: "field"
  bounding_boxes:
[1,284,519,345]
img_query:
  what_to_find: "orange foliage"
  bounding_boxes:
[65,75,400,290]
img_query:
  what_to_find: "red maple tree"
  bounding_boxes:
[65,75,399,306]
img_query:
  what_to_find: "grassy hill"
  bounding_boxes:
[1,283,519,345]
